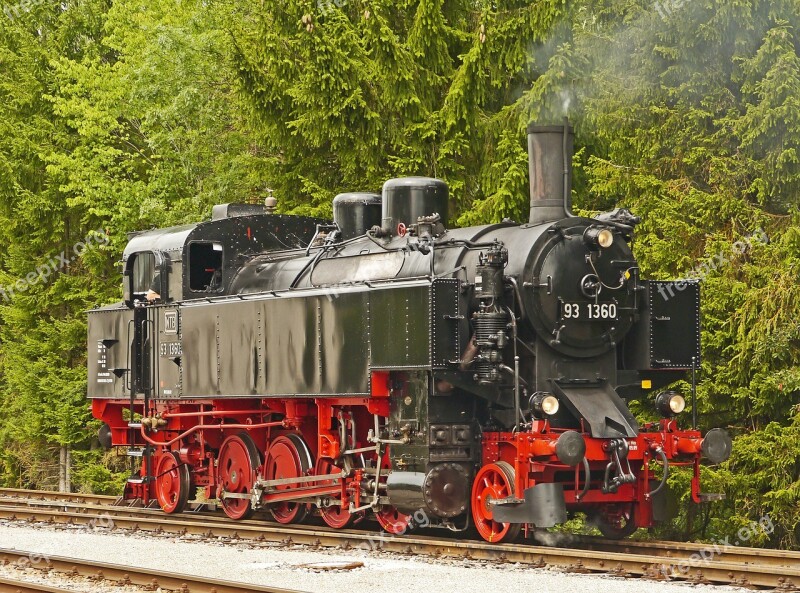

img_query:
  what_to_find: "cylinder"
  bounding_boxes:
[386,464,469,518]
[333,193,382,239]
[527,123,574,225]
[381,177,449,235]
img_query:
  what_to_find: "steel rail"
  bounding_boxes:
[0,548,306,593]
[578,534,800,570]
[1,493,798,573]
[0,488,115,506]
[0,575,75,593]
[0,504,797,589]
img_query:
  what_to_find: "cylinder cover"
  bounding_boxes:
[386,463,469,518]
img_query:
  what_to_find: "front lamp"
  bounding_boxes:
[655,390,686,417]
[530,392,560,417]
[584,226,614,250]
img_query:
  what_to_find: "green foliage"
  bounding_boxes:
[0,0,261,491]
[564,0,800,544]
[233,0,565,218]
[70,448,128,495]
[716,416,800,547]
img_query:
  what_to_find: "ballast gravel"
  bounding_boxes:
[0,519,750,593]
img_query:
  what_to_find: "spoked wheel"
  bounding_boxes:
[471,461,522,543]
[591,503,638,539]
[374,446,411,534]
[375,506,411,534]
[265,434,313,524]
[315,457,354,529]
[217,432,261,520]
[154,451,190,514]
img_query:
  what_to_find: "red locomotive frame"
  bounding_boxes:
[94,368,711,541]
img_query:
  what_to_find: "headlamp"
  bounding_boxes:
[584,226,614,250]
[530,392,560,416]
[655,390,686,417]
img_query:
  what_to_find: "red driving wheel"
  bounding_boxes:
[471,462,522,543]
[375,506,410,534]
[154,451,190,514]
[217,432,261,520]
[315,457,354,529]
[374,448,410,533]
[265,434,313,524]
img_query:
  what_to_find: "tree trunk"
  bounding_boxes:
[58,446,66,492]
[58,446,71,493]
[65,448,71,493]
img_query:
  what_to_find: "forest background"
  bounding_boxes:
[0,0,798,548]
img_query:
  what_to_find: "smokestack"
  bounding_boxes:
[527,121,574,224]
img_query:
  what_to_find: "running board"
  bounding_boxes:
[126,448,153,458]
[698,492,726,502]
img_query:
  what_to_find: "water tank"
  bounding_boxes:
[333,193,382,239]
[211,203,269,221]
[381,177,449,235]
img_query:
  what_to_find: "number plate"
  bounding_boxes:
[560,301,618,321]
[159,341,183,358]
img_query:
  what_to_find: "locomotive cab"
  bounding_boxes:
[121,206,324,305]
[89,207,325,403]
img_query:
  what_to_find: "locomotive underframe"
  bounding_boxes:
[477,418,704,536]
[93,378,705,540]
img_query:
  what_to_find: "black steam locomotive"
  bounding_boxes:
[89,124,731,542]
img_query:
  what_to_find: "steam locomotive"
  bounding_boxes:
[88,124,731,542]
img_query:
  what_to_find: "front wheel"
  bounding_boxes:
[590,503,638,539]
[154,451,190,514]
[375,506,411,534]
[471,462,522,543]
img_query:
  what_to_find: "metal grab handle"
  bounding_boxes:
[576,456,591,501]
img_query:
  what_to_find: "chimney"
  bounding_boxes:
[527,121,574,225]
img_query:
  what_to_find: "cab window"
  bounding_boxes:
[131,252,156,294]
[188,242,223,292]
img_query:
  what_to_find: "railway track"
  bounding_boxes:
[0,488,116,506]
[0,575,75,593]
[0,547,305,593]
[0,489,797,590]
